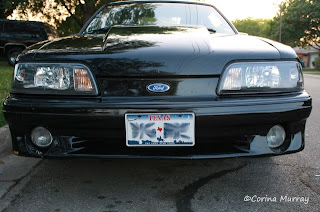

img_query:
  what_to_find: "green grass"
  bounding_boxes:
[0,57,13,127]
[303,68,320,76]
[303,68,319,72]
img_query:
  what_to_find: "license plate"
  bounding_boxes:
[125,113,195,147]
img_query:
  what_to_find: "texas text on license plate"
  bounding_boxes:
[125,113,195,147]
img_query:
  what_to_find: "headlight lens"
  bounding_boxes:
[218,61,303,95]
[12,63,98,95]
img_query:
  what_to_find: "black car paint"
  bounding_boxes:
[19,26,296,76]
[3,1,312,159]
[3,92,311,158]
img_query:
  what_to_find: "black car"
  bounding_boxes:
[3,1,312,159]
[0,19,58,65]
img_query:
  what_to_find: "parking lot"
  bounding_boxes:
[0,75,319,212]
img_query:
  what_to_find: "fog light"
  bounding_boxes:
[31,127,53,148]
[267,125,286,148]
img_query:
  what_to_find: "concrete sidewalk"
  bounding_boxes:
[0,125,11,155]
[0,125,41,210]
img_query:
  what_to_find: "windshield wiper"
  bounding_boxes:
[207,28,217,33]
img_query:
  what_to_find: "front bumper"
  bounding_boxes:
[3,92,312,159]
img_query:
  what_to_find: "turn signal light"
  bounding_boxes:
[74,69,94,91]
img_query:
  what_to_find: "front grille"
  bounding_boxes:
[98,77,218,97]
[51,136,253,157]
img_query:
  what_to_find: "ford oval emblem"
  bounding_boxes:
[147,83,170,93]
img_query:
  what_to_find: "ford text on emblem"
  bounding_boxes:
[147,83,170,93]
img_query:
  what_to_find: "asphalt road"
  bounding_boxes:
[0,75,319,212]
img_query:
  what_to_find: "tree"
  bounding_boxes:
[0,0,25,19]
[232,18,278,41]
[56,1,157,36]
[313,57,320,70]
[14,0,120,36]
[281,0,320,49]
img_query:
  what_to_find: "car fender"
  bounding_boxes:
[4,43,27,53]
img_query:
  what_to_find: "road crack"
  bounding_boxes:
[175,163,247,212]
[299,168,320,195]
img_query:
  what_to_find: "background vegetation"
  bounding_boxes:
[4,0,120,36]
[313,57,320,71]
[0,0,319,47]
[232,18,278,41]
[0,58,13,127]
[233,0,320,50]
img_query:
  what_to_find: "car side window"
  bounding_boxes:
[4,22,45,40]
[4,22,19,33]
[0,22,3,33]
[24,23,44,39]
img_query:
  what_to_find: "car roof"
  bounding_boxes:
[0,19,43,25]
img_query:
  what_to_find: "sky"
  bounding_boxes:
[205,0,284,20]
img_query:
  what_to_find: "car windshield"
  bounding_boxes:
[83,2,235,35]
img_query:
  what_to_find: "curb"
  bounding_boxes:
[0,125,11,155]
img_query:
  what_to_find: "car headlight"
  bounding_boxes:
[12,63,98,95]
[218,61,304,95]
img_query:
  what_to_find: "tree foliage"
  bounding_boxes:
[14,0,120,36]
[313,57,320,70]
[232,18,278,40]
[3,0,320,46]
[281,0,320,49]
[0,0,25,19]
[232,0,320,49]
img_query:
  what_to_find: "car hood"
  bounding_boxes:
[20,26,297,76]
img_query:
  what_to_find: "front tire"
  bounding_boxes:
[6,47,23,66]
